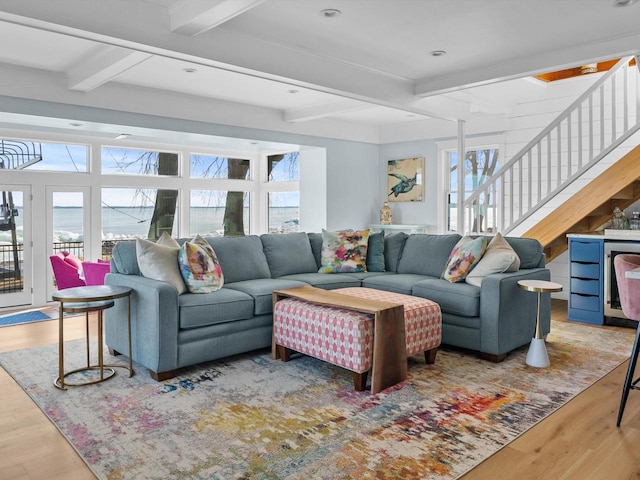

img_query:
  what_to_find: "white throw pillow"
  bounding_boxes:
[136,233,186,294]
[465,233,520,287]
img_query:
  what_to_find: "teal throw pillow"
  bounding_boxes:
[366,232,385,272]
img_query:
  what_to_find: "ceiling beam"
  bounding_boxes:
[67,46,152,92]
[169,0,267,37]
[284,100,372,123]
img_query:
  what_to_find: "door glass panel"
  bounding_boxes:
[52,191,85,259]
[0,190,23,294]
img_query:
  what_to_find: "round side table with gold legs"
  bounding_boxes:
[517,279,563,368]
[53,285,133,390]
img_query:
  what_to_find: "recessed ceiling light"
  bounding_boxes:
[613,0,637,6]
[115,133,131,140]
[321,8,342,18]
[182,68,198,73]
[69,122,82,127]
[288,89,300,94]
[429,50,447,57]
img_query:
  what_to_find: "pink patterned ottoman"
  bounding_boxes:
[273,287,441,391]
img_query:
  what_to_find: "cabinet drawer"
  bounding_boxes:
[570,293,601,312]
[571,241,601,262]
[571,262,600,279]
[570,278,599,296]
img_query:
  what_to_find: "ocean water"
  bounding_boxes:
[0,206,299,244]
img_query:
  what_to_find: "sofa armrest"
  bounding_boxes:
[479,268,551,356]
[104,273,180,374]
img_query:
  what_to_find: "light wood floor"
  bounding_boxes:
[1,300,639,479]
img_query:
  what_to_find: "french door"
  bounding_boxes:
[0,185,31,308]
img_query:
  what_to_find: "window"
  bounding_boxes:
[269,192,299,233]
[101,188,178,240]
[102,147,179,176]
[265,152,300,233]
[190,190,250,236]
[447,148,499,232]
[190,155,251,180]
[1,138,88,172]
[268,152,299,182]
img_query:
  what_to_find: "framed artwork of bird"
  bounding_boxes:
[387,157,424,202]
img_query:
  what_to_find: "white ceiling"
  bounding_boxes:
[0,0,639,146]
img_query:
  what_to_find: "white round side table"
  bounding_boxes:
[518,279,563,368]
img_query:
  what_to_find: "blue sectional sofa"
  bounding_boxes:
[104,232,550,380]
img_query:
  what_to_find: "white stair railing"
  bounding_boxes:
[462,56,640,235]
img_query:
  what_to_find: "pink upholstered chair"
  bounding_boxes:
[81,260,111,286]
[613,254,640,426]
[49,252,86,290]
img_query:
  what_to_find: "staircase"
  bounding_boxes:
[461,56,640,260]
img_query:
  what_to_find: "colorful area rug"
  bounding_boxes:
[0,310,51,327]
[0,320,633,480]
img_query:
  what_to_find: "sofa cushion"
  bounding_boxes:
[505,237,545,269]
[178,234,224,293]
[308,232,323,269]
[110,240,139,275]
[319,229,370,273]
[442,236,487,282]
[466,233,520,287]
[361,273,431,295]
[412,278,481,317]
[206,235,271,283]
[178,288,254,329]
[384,232,408,272]
[136,235,186,294]
[260,233,318,277]
[225,278,308,315]
[279,273,362,289]
[366,231,385,272]
[397,234,461,277]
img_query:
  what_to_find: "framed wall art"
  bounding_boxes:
[387,157,424,202]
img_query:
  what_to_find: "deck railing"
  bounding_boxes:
[461,56,640,235]
[0,241,118,293]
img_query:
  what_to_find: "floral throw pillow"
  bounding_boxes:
[319,229,370,273]
[178,234,224,293]
[442,236,487,283]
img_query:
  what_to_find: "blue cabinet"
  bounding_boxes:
[568,237,604,325]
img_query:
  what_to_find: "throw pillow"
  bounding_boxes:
[319,229,370,273]
[465,233,521,287]
[136,234,186,294]
[366,231,385,272]
[442,236,487,283]
[178,234,224,293]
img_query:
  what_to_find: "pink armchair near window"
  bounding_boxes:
[81,260,111,286]
[49,252,85,290]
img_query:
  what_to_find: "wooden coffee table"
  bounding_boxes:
[272,286,407,393]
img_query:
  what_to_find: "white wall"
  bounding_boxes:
[377,140,438,229]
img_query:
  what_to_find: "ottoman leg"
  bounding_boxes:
[353,371,369,391]
[277,345,292,362]
[425,348,438,364]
